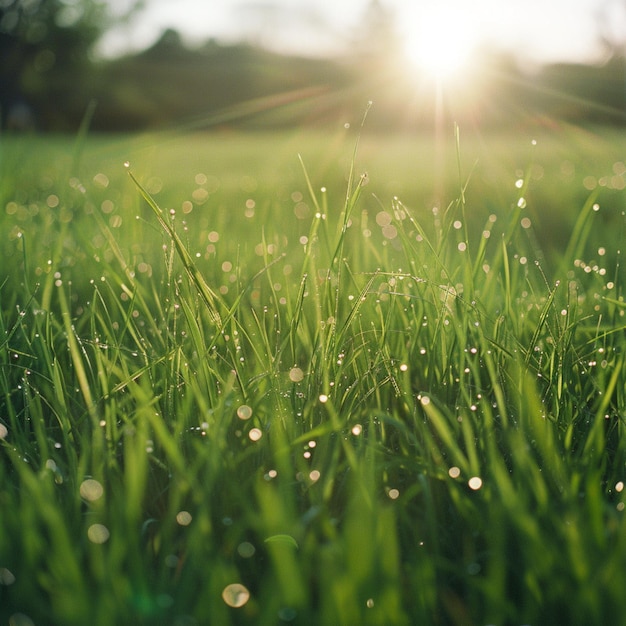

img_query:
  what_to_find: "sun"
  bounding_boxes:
[402,6,479,81]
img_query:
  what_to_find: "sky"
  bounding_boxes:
[98,0,626,66]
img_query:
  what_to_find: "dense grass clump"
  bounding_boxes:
[1,127,625,625]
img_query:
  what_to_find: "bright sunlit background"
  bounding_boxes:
[401,4,481,80]
[101,0,624,70]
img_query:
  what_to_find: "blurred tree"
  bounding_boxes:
[597,0,626,57]
[353,0,401,61]
[596,0,626,109]
[0,0,141,130]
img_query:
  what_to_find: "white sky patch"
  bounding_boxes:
[97,0,612,64]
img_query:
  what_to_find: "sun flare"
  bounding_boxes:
[402,6,478,81]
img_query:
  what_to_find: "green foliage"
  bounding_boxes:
[87,47,626,132]
[3,7,625,133]
[1,127,625,625]
[0,0,138,130]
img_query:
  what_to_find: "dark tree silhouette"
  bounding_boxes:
[0,0,139,129]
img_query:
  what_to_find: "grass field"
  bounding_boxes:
[1,122,625,626]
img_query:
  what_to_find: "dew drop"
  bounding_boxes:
[237,542,256,558]
[222,583,250,608]
[249,428,263,441]
[237,405,253,420]
[289,367,304,383]
[7,614,34,626]
[176,511,193,526]
[87,524,110,544]
[0,567,16,585]
[164,554,179,568]
[468,477,483,490]
[79,478,104,502]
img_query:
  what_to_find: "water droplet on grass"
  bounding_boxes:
[237,542,256,558]
[0,567,16,585]
[237,405,253,420]
[289,367,304,382]
[448,467,461,478]
[165,554,179,568]
[176,511,192,526]
[468,477,482,490]
[249,428,263,441]
[80,478,104,502]
[88,523,110,544]
[8,614,34,626]
[222,583,250,608]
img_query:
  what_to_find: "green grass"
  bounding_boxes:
[1,123,625,626]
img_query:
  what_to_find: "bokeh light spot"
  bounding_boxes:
[87,524,110,544]
[79,478,104,502]
[237,404,253,420]
[249,428,263,441]
[222,583,250,608]
[468,477,483,490]
[289,367,304,382]
[176,511,192,526]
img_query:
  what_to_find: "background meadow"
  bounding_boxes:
[1,122,625,625]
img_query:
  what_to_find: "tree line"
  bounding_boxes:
[1,1,625,132]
